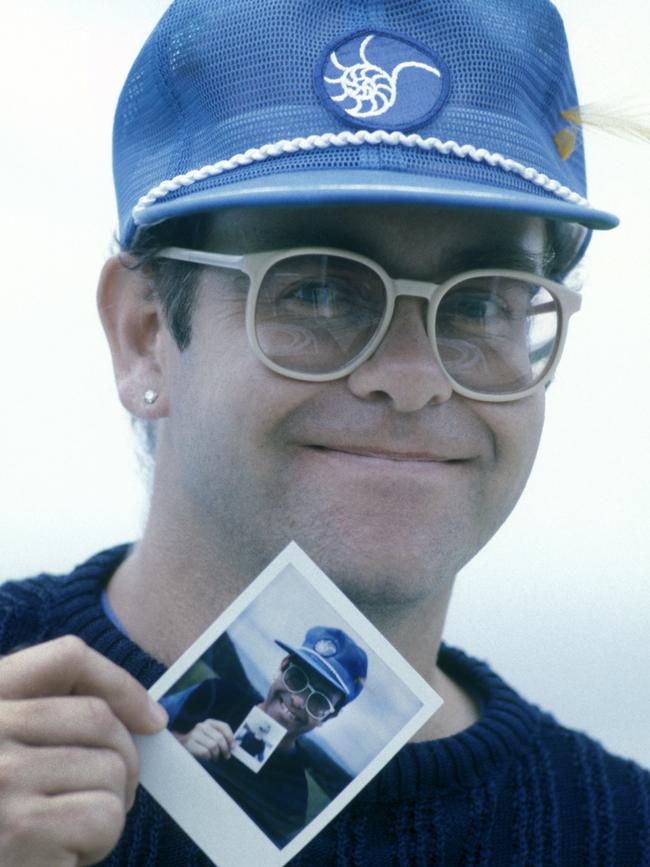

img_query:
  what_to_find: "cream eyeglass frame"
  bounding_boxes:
[157,245,582,403]
[281,664,338,721]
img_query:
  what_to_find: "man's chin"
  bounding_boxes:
[290,541,458,608]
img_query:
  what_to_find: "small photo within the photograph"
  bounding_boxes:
[232,706,287,773]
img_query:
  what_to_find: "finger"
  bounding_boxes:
[0,697,140,806]
[204,729,232,760]
[189,730,219,754]
[200,720,233,753]
[185,724,230,760]
[211,720,236,751]
[190,727,229,758]
[205,719,235,744]
[0,637,166,734]
[1,745,129,802]
[187,741,212,760]
[2,791,127,867]
[1,695,139,753]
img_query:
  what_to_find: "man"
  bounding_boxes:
[0,1,647,865]
[161,626,367,845]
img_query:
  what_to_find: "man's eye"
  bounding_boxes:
[281,280,355,313]
[441,292,513,321]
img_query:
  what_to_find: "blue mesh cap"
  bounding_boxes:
[275,626,368,705]
[113,0,619,247]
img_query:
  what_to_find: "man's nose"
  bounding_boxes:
[290,690,307,709]
[347,297,453,411]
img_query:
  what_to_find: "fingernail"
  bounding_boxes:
[148,699,168,728]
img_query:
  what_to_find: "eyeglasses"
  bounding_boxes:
[281,663,337,721]
[157,245,582,402]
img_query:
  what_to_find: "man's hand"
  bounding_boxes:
[174,719,236,761]
[0,635,168,867]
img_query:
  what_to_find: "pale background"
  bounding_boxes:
[0,2,648,765]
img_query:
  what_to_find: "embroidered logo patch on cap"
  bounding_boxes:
[313,638,338,657]
[317,30,450,131]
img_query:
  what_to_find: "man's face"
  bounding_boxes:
[159,204,555,602]
[262,658,343,736]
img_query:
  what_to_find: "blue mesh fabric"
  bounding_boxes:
[113,0,612,244]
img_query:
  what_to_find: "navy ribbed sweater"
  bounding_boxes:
[2,545,648,866]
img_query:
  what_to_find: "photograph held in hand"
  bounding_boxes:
[137,544,440,866]
[0,0,648,865]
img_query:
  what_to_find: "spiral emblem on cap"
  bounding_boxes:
[318,31,450,131]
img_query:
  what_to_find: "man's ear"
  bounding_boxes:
[97,255,174,419]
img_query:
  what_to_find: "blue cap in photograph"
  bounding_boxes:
[276,626,368,705]
[113,0,618,247]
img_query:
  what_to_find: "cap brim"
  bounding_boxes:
[132,168,619,237]
[274,639,348,695]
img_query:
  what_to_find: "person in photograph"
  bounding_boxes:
[236,719,272,763]
[0,0,648,864]
[160,626,367,845]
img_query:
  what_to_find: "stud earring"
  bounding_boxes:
[144,389,159,405]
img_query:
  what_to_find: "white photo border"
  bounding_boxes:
[136,541,443,867]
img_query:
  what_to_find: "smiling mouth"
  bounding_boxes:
[279,696,306,724]
[307,445,467,464]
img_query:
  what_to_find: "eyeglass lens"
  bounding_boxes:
[435,277,559,395]
[282,665,332,719]
[253,254,560,394]
[255,255,386,375]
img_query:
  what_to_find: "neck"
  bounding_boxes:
[356,586,452,685]
[354,584,480,739]
[107,529,245,666]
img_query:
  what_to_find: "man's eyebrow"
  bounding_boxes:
[440,244,550,275]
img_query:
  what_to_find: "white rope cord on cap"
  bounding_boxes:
[132,128,589,220]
